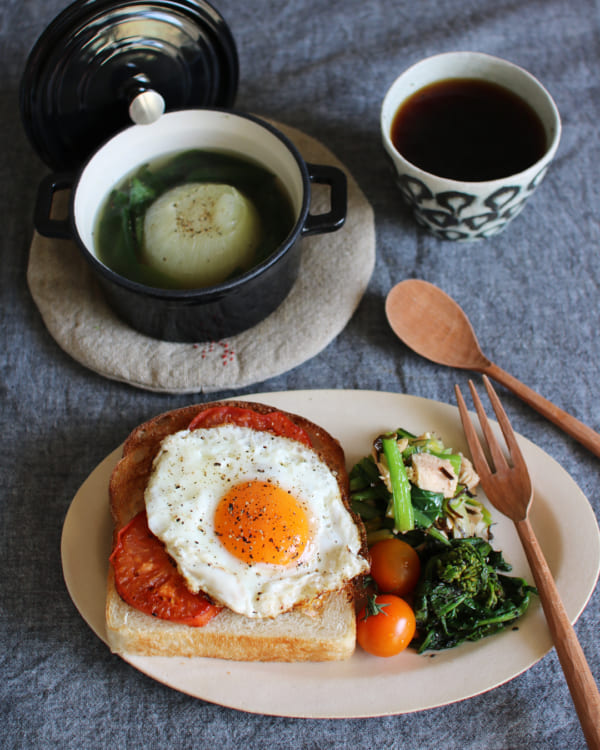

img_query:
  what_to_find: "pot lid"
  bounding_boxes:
[20,0,239,171]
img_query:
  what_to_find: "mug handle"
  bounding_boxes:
[301,163,347,237]
[34,173,74,239]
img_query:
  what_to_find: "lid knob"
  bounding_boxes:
[129,89,166,125]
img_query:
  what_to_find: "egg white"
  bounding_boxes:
[144,424,368,618]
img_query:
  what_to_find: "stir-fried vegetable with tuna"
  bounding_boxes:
[350,428,491,546]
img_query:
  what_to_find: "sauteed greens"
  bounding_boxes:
[412,537,535,652]
[350,428,490,546]
[350,427,535,653]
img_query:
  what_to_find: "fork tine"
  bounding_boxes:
[454,384,490,476]
[468,379,510,473]
[480,375,529,475]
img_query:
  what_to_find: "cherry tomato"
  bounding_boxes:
[369,538,421,596]
[110,511,222,626]
[188,406,312,447]
[356,594,416,657]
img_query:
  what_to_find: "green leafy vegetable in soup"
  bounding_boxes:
[94,150,296,289]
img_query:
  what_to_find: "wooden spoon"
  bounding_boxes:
[385,279,600,458]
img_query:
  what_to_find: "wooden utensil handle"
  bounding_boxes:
[516,518,600,749]
[483,363,600,459]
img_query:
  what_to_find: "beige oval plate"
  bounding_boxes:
[61,390,600,718]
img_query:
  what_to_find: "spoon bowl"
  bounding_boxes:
[385,279,491,371]
[385,279,600,458]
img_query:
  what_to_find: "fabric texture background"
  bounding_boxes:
[3,1,599,749]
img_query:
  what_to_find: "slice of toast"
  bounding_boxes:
[106,568,357,661]
[106,401,368,662]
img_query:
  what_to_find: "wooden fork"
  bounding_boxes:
[455,376,600,749]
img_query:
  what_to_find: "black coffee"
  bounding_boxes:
[391,78,547,181]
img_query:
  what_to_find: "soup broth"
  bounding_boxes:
[94,149,296,289]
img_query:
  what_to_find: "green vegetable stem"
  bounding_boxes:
[382,435,414,533]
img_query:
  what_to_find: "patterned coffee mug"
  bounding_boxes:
[381,52,561,241]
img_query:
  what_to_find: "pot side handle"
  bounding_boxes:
[34,173,74,239]
[301,163,347,237]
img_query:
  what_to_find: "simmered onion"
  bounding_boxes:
[143,183,261,287]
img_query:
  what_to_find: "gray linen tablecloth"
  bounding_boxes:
[3,0,599,747]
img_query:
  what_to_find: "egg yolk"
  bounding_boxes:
[214,480,310,566]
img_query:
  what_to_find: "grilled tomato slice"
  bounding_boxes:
[188,405,312,447]
[110,511,221,626]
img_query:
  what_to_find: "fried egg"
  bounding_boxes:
[144,424,368,618]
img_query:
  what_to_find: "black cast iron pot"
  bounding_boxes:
[34,109,347,342]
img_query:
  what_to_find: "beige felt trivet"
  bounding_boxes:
[27,120,375,393]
